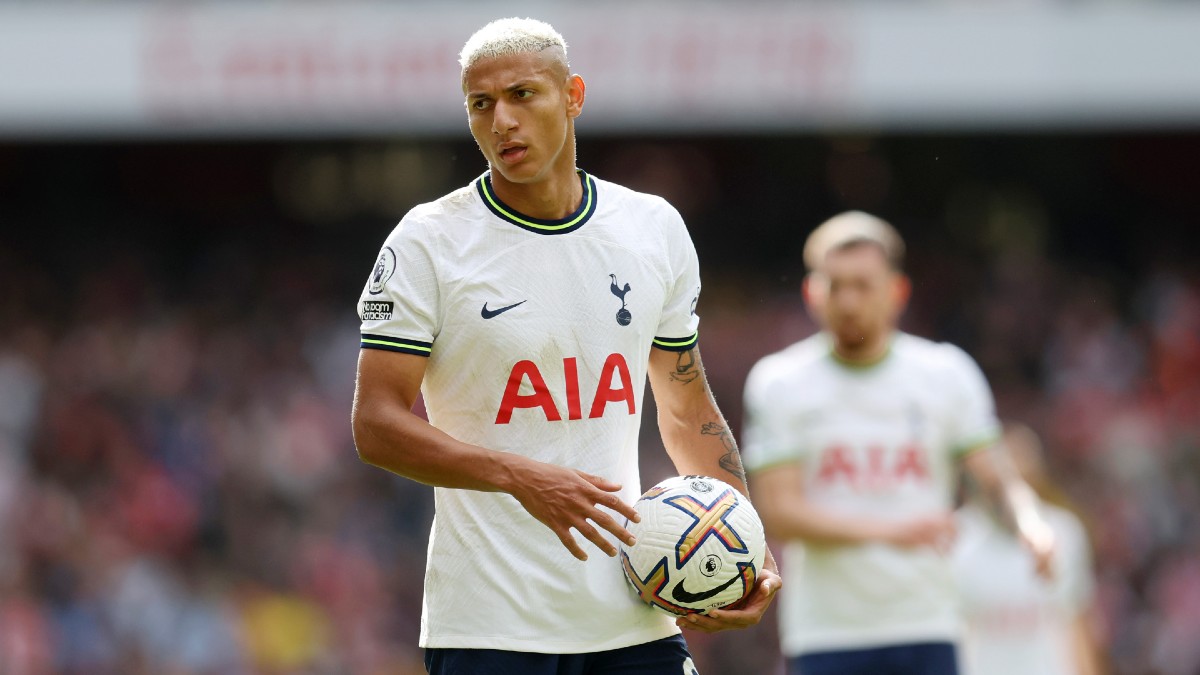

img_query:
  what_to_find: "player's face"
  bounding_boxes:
[805,244,909,350]
[463,50,584,186]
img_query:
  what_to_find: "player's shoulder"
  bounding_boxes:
[746,334,830,391]
[591,174,682,224]
[408,183,478,225]
[893,332,981,373]
[380,183,477,243]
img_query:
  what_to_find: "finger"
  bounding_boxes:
[554,528,589,561]
[575,521,617,558]
[589,509,636,547]
[577,470,622,493]
[724,587,772,617]
[725,573,778,612]
[591,489,640,524]
[758,570,783,598]
[705,606,759,627]
[600,491,641,524]
[676,613,725,633]
[677,608,751,633]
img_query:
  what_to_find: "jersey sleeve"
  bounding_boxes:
[945,345,1002,457]
[741,359,804,472]
[358,214,440,356]
[651,204,700,352]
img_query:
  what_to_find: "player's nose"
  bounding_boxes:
[491,101,518,135]
[832,294,860,314]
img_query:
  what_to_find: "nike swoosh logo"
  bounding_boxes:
[670,573,741,604]
[481,300,527,319]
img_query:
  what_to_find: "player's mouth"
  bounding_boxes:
[498,143,528,164]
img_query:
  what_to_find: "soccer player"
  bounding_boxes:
[741,211,1054,675]
[953,423,1104,675]
[351,17,780,675]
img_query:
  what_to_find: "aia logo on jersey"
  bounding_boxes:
[496,353,635,424]
[815,443,931,490]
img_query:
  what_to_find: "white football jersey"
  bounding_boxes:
[953,502,1094,675]
[358,170,701,653]
[742,332,1001,655]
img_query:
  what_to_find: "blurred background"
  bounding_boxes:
[1,2,1197,674]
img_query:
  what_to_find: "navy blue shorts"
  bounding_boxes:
[788,641,958,675]
[424,634,698,675]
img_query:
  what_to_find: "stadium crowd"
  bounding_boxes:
[0,139,1197,674]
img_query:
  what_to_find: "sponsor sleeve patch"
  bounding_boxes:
[360,301,394,322]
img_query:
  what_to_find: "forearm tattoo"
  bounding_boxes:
[669,349,700,384]
[701,421,747,486]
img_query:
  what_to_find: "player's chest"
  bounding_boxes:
[797,378,954,491]
[438,237,669,340]
[799,366,945,427]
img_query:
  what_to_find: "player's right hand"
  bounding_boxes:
[507,461,640,561]
[885,513,957,554]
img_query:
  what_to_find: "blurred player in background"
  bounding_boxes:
[741,211,1054,675]
[953,423,1105,675]
[351,17,779,675]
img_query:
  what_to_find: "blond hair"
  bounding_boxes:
[803,210,906,272]
[459,18,569,73]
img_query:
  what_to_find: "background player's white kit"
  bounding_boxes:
[742,332,1001,656]
[953,501,1095,675]
[359,171,702,652]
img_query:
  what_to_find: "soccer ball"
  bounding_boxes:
[620,475,766,616]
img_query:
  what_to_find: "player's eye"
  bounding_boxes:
[515,89,534,100]
[470,98,492,111]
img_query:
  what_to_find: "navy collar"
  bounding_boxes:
[476,169,597,235]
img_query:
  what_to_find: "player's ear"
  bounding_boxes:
[566,74,585,119]
[893,272,912,309]
[802,273,826,325]
[802,273,820,307]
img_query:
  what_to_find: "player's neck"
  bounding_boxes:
[488,166,584,221]
[830,332,892,367]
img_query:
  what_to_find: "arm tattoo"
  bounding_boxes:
[669,349,700,384]
[701,421,748,486]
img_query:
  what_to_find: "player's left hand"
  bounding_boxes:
[675,567,782,634]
